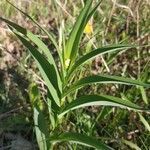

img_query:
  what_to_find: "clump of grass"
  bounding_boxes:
[0,0,150,149]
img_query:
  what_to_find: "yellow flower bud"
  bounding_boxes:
[84,22,93,34]
[65,59,70,68]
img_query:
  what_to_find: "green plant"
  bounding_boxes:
[1,0,150,149]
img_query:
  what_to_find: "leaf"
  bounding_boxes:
[6,0,59,50]
[65,0,92,64]
[65,0,102,68]
[67,45,132,77]
[29,84,51,150]
[140,87,148,104]
[50,132,113,150]
[58,95,148,118]
[138,113,150,132]
[34,103,51,150]
[6,0,64,72]
[86,0,102,22]
[0,17,62,93]
[11,29,61,106]
[63,74,150,97]
[122,139,141,150]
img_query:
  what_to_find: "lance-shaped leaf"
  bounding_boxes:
[138,113,150,132]
[0,17,62,93]
[66,0,102,67]
[64,0,102,68]
[11,30,60,106]
[86,0,102,22]
[122,139,141,150]
[29,84,51,150]
[63,74,150,97]
[6,0,64,70]
[50,132,113,150]
[58,95,149,118]
[65,0,92,63]
[6,0,59,50]
[67,45,132,77]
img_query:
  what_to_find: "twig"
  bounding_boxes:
[0,104,29,120]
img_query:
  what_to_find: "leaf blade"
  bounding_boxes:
[86,0,102,22]
[65,0,92,62]
[50,132,113,150]
[6,0,59,50]
[68,45,132,77]
[0,16,62,93]
[59,95,148,118]
[11,29,61,106]
[138,113,150,132]
[29,84,51,150]
[5,0,64,74]
[63,74,150,97]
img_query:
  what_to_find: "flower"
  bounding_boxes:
[84,22,93,34]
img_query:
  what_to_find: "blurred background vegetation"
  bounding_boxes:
[0,0,150,149]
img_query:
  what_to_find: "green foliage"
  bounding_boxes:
[29,84,51,150]
[49,132,113,150]
[1,0,149,149]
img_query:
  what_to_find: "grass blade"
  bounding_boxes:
[6,0,64,70]
[29,84,51,150]
[6,0,59,51]
[86,0,102,22]
[59,95,148,118]
[140,87,148,104]
[65,0,102,68]
[50,132,113,150]
[11,29,61,106]
[65,0,92,64]
[68,45,132,77]
[63,74,150,97]
[138,113,150,132]
[122,139,141,150]
[0,17,62,92]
